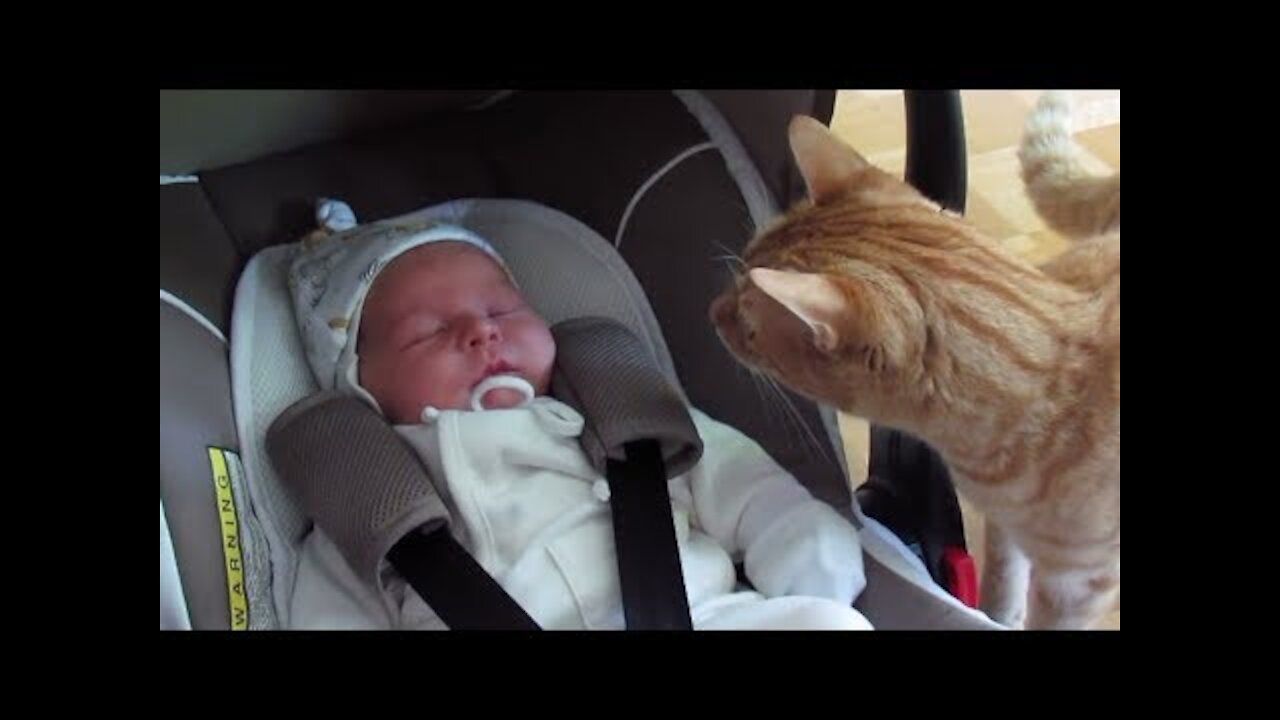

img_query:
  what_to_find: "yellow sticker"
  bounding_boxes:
[208,448,248,630]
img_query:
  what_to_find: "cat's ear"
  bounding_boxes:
[789,115,872,205]
[748,268,851,353]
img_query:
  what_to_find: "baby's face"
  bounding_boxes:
[357,242,556,423]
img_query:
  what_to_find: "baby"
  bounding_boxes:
[286,210,873,630]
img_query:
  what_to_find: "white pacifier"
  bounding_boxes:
[469,374,536,411]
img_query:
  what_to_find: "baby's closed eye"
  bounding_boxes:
[489,303,525,318]
[400,322,446,350]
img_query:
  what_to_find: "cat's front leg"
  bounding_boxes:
[980,522,1030,628]
[1025,562,1119,630]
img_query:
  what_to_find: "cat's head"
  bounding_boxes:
[710,116,981,424]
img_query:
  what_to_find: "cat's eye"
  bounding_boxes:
[864,346,886,373]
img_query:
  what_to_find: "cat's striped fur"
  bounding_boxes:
[710,92,1119,629]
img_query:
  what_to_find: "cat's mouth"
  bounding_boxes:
[709,292,735,331]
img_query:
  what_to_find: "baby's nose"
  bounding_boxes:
[464,317,501,348]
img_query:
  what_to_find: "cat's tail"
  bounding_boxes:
[1018,91,1119,239]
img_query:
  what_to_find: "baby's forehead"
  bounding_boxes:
[377,242,518,303]
[396,240,499,269]
[389,243,508,282]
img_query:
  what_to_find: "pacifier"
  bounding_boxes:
[468,374,536,411]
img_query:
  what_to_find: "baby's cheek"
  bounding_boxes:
[398,357,469,415]
[512,321,553,358]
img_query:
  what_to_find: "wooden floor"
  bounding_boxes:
[829,90,1120,629]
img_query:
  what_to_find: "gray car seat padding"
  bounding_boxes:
[160,295,276,630]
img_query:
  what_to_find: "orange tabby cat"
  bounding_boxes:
[710,92,1118,630]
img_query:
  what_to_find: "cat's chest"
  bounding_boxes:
[951,451,1118,539]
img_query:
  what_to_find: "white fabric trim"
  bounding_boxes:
[160,175,199,185]
[614,142,716,248]
[856,509,934,587]
[852,501,995,623]
[230,249,305,624]
[160,289,226,344]
[672,90,780,230]
[160,499,192,630]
